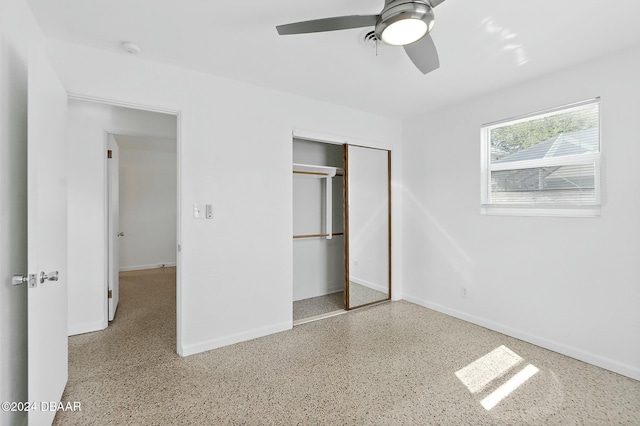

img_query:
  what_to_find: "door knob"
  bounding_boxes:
[12,274,37,288]
[117,232,124,237]
[40,271,59,284]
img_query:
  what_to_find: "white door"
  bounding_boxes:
[108,136,120,320]
[27,46,68,425]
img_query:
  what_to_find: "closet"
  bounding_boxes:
[292,137,391,324]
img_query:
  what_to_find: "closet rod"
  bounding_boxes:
[293,232,344,239]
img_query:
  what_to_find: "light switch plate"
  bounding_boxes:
[193,204,204,219]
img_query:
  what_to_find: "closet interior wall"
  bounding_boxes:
[292,138,344,301]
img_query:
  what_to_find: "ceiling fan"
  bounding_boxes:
[276,0,447,74]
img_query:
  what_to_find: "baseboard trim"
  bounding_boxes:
[402,294,640,381]
[68,320,107,336]
[119,262,176,272]
[179,321,292,357]
[350,276,387,294]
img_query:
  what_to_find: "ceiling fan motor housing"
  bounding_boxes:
[375,0,435,45]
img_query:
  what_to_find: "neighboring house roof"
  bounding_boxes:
[491,145,510,160]
[494,127,599,163]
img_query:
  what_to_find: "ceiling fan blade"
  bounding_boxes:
[277,15,378,35]
[404,34,440,74]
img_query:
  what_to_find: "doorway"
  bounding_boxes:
[107,131,178,320]
[66,98,180,353]
[292,137,346,324]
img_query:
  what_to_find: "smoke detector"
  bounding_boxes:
[121,42,141,55]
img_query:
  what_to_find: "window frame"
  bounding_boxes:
[480,98,602,217]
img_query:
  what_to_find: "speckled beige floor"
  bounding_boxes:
[349,281,388,307]
[55,267,640,425]
[293,292,344,321]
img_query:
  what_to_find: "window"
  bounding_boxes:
[481,99,601,217]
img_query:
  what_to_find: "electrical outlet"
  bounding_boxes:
[461,287,468,298]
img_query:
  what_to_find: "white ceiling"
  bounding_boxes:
[26,0,640,120]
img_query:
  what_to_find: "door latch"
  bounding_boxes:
[12,274,37,288]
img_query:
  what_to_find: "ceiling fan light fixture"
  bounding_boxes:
[381,18,428,46]
[375,1,435,46]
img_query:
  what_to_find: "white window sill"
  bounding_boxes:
[480,205,601,218]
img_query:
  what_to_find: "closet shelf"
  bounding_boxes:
[293,163,343,177]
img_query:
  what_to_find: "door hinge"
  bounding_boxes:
[107,150,112,159]
[108,290,112,299]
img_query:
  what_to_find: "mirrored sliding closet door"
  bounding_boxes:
[344,145,391,309]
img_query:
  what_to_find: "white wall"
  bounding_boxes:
[67,100,176,335]
[0,1,43,424]
[292,139,344,301]
[117,135,177,271]
[47,40,403,355]
[402,46,640,380]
